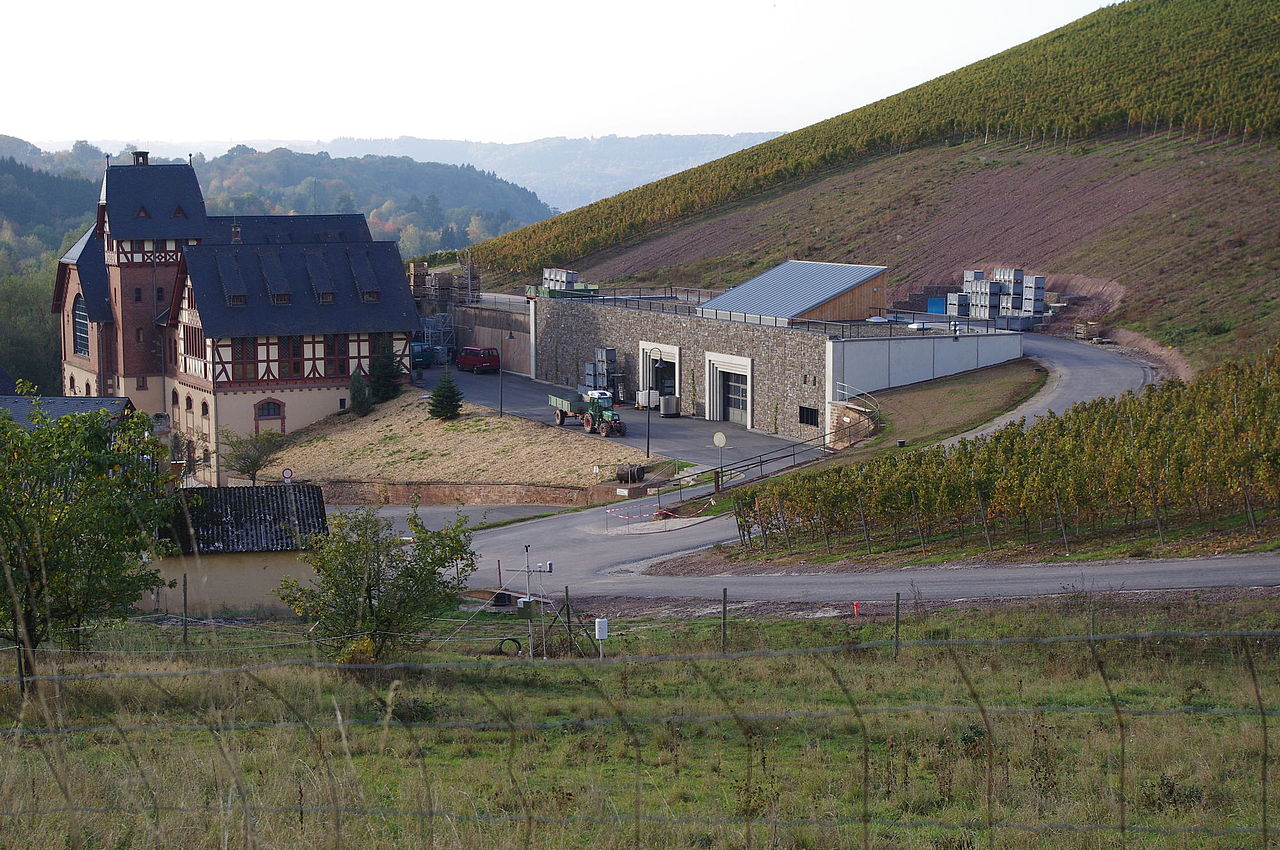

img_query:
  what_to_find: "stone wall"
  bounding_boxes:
[307,479,588,507]
[536,300,829,441]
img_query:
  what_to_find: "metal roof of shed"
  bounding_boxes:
[698,260,887,319]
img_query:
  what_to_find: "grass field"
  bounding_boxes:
[823,358,1047,467]
[1,596,1275,848]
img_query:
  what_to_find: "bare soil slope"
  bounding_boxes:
[578,133,1280,369]
[268,395,655,486]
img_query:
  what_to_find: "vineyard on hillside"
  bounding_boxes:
[473,0,1280,275]
[730,345,1280,557]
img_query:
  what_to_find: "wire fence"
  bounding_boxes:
[0,628,1273,849]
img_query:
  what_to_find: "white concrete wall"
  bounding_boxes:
[830,332,1023,395]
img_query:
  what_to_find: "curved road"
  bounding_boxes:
[452,335,1278,603]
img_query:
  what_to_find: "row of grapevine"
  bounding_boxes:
[731,345,1280,555]
[474,0,1280,275]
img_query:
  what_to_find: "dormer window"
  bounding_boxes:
[228,295,247,306]
[271,293,291,305]
[360,291,380,303]
[172,205,187,219]
[319,292,334,304]
[135,205,150,219]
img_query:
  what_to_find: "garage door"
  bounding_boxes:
[721,371,748,426]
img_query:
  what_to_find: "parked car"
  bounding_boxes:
[455,346,500,373]
[409,342,434,370]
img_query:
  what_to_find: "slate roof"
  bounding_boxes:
[205,215,373,245]
[57,228,113,322]
[101,163,207,240]
[183,241,418,338]
[0,365,16,395]
[170,485,328,555]
[698,260,887,319]
[0,395,133,430]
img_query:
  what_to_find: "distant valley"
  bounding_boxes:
[37,133,781,212]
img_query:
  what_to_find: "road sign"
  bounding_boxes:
[712,431,727,448]
[282,468,293,482]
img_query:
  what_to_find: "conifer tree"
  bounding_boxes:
[427,371,463,420]
[368,338,404,404]
[349,372,373,417]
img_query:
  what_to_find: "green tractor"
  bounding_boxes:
[548,392,628,437]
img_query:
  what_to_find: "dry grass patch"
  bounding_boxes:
[268,393,657,486]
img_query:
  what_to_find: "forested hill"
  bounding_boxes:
[0,157,96,273]
[318,133,781,212]
[1,139,555,257]
[472,0,1280,275]
[194,146,552,251]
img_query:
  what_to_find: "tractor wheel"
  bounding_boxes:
[554,408,566,426]
[613,422,627,437]
[583,413,594,433]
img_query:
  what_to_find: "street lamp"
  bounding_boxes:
[645,348,665,458]
[498,329,516,417]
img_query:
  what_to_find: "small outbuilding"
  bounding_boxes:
[146,484,329,616]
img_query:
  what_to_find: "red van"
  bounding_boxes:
[455,346,500,373]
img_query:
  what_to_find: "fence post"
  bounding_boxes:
[182,573,189,646]
[893,593,901,661]
[721,588,728,654]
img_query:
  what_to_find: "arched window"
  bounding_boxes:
[254,398,285,434]
[185,395,193,411]
[72,295,89,356]
[68,375,77,393]
[201,401,209,417]
[171,389,179,407]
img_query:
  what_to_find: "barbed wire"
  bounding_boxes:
[0,700,1274,740]
[0,801,1262,838]
[3,628,1275,684]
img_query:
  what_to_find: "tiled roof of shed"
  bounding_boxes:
[0,395,133,430]
[183,241,418,338]
[170,485,328,555]
[102,163,207,240]
[698,260,887,319]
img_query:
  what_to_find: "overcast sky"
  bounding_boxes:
[11,0,1111,150]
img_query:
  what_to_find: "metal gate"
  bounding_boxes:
[721,371,748,426]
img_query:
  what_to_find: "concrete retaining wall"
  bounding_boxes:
[305,479,588,507]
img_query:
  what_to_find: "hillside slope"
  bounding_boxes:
[570,133,1279,368]
[473,0,1279,276]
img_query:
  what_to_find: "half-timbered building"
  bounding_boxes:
[53,151,417,484]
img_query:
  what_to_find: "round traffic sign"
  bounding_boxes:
[712,431,727,448]
[282,468,293,481]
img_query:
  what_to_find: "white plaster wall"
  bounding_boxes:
[833,332,1024,394]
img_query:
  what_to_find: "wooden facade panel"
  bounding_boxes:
[797,270,888,322]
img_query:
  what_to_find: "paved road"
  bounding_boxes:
[412,334,1275,605]
[950,333,1153,441]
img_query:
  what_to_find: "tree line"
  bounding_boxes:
[730,345,1280,556]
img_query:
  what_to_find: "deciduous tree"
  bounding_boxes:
[277,507,476,661]
[0,403,177,679]
[217,427,286,485]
